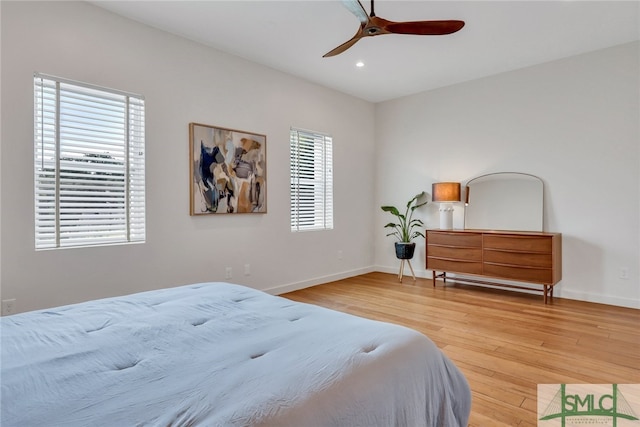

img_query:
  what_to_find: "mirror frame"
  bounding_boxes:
[463,172,544,232]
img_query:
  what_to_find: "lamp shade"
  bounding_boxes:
[432,182,461,202]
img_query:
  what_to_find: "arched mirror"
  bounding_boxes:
[464,172,543,231]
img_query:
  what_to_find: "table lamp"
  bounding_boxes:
[432,182,461,229]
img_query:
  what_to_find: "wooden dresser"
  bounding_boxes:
[426,229,562,303]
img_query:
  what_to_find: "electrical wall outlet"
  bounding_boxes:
[620,267,629,280]
[2,299,16,316]
[225,267,232,279]
[338,250,343,260]
[244,264,251,276]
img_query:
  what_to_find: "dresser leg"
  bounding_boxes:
[543,285,548,304]
[432,271,447,286]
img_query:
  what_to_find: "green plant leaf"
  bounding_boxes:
[380,206,400,216]
[381,191,428,243]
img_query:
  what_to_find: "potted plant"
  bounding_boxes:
[381,192,427,260]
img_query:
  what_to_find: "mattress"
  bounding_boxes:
[1,282,471,426]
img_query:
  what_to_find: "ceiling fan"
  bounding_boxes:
[324,0,465,57]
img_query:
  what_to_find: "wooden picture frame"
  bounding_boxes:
[189,123,266,215]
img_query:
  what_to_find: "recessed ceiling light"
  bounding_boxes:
[356,61,365,68]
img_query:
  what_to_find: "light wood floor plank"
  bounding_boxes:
[283,272,640,426]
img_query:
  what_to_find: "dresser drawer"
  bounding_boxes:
[427,245,482,261]
[483,235,552,253]
[427,257,483,275]
[483,249,552,268]
[427,231,482,248]
[484,263,553,283]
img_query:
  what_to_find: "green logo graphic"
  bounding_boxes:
[539,384,639,426]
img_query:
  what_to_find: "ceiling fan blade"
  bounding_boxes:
[341,0,369,25]
[384,20,465,36]
[323,0,465,58]
[323,32,364,57]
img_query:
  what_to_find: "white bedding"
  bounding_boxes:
[1,282,471,426]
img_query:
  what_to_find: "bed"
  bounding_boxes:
[1,282,471,426]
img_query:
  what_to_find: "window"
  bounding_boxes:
[34,74,145,249]
[290,128,333,232]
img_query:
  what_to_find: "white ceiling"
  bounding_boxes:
[92,0,639,103]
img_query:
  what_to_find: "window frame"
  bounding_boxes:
[290,127,333,232]
[33,73,146,250]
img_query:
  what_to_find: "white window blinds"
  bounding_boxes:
[290,128,333,232]
[34,74,145,249]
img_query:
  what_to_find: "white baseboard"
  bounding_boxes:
[555,289,640,309]
[265,266,376,296]
[267,265,640,310]
[377,265,640,309]
[375,264,430,279]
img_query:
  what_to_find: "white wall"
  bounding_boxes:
[2,2,638,314]
[0,1,376,313]
[375,42,640,309]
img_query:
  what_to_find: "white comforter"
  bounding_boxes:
[1,282,471,426]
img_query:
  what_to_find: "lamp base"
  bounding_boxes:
[439,205,454,229]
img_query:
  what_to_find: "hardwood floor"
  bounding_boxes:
[282,272,640,427]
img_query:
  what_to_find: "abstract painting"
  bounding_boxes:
[189,123,266,215]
